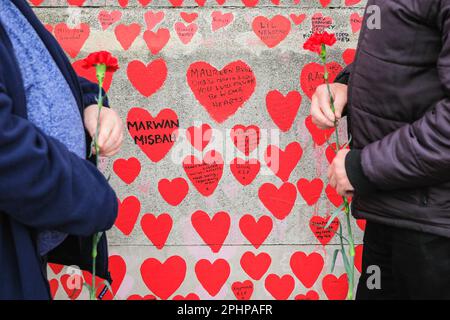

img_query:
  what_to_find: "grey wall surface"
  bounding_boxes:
[29,0,367,300]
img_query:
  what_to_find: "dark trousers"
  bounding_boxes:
[356,221,450,300]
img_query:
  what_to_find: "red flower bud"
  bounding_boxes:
[82,50,119,72]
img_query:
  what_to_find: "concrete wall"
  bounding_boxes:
[29,0,367,300]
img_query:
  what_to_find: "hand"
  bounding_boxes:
[311,83,348,129]
[84,105,124,157]
[328,149,354,197]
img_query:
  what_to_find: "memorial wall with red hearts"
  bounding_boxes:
[30,0,367,300]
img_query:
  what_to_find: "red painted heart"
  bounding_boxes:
[115,196,140,236]
[183,150,224,197]
[127,59,168,97]
[266,90,302,132]
[141,256,187,300]
[265,142,303,182]
[187,60,256,123]
[195,259,230,297]
[230,158,260,186]
[141,213,173,249]
[258,182,297,220]
[290,252,324,288]
[240,251,271,280]
[158,178,189,206]
[239,214,273,249]
[113,157,141,185]
[191,211,230,253]
[127,107,179,162]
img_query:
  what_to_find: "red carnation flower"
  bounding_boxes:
[82,51,119,72]
[303,32,337,55]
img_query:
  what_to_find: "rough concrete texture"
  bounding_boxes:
[29,0,367,300]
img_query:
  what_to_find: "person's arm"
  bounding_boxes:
[78,76,109,109]
[345,3,450,193]
[0,70,117,236]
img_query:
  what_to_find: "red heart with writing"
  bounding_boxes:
[311,12,333,33]
[183,150,224,196]
[265,274,295,300]
[239,214,273,249]
[127,107,178,162]
[195,259,230,297]
[230,158,260,186]
[309,216,339,246]
[54,23,90,58]
[158,178,189,206]
[252,15,291,48]
[115,23,141,50]
[143,28,170,55]
[322,274,349,300]
[290,252,324,288]
[175,22,198,44]
[186,123,212,151]
[232,280,254,300]
[240,251,271,280]
[297,178,323,206]
[113,157,141,185]
[141,256,186,300]
[265,142,303,182]
[191,211,230,253]
[127,59,167,97]
[187,60,256,123]
[211,11,234,31]
[230,125,260,156]
[258,182,297,220]
[98,10,122,30]
[305,115,335,146]
[350,12,363,33]
[266,90,302,132]
[300,62,343,100]
[116,196,140,236]
[141,213,173,249]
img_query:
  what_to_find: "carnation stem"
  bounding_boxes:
[89,67,105,300]
[321,44,356,300]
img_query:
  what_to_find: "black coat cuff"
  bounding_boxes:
[345,149,377,196]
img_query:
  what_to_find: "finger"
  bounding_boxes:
[317,88,336,124]
[97,118,114,148]
[312,96,335,129]
[333,89,346,120]
[329,175,337,189]
[101,122,122,153]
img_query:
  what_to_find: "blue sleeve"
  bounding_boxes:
[78,76,110,108]
[0,74,118,236]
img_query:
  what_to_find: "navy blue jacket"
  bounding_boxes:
[0,0,118,299]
